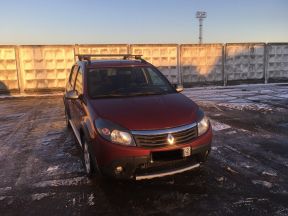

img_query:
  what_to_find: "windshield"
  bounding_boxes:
[88,67,175,98]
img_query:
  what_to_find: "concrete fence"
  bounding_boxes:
[181,44,223,85]
[0,43,287,93]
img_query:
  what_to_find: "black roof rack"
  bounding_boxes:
[75,54,147,64]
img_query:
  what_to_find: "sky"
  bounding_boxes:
[0,0,287,44]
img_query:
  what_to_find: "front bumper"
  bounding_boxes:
[100,142,211,180]
[94,126,212,180]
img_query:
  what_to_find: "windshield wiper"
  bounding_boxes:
[126,92,165,96]
[93,91,168,99]
[93,94,128,98]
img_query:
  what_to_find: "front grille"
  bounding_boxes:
[132,123,198,148]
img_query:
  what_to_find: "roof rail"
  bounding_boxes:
[75,54,146,64]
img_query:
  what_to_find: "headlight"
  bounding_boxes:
[198,116,210,136]
[95,118,135,146]
[111,130,133,145]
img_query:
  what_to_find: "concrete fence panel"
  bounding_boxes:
[180,44,223,85]
[1,43,288,93]
[0,46,18,92]
[225,43,265,84]
[130,44,178,84]
[77,44,129,59]
[18,46,74,91]
[267,43,288,81]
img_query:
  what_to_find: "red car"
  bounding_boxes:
[64,54,212,180]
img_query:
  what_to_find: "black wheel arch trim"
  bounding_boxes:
[80,122,99,171]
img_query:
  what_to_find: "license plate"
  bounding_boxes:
[182,146,191,157]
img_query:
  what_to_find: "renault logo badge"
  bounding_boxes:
[167,134,175,145]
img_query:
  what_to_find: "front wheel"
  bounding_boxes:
[65,109,71,128]
[83,140,93,177]
[197,149,210,163]
[82,136,104,179]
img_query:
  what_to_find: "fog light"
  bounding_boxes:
[115,166,123,174]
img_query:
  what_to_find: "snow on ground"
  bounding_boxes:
[216,102,273,112]
[210,119,231,131]
[184,83,288,112]
[31,193,55,201]
[33,177,90,188]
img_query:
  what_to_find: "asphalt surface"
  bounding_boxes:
[0,84,288,216]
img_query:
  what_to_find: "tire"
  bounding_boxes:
[65,109,71,128]
[83,139,93,178]
[197,150,210,163]
[82,138,104,179]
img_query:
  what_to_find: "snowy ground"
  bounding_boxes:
[184,83,288,112]
[0,83,288,216]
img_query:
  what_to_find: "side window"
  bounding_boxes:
[145,67,166,85]
[69,65,79,86]
[74,68,83,95]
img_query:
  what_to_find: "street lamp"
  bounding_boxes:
[196,11,207,44]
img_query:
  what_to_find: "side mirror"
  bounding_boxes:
[175,84,184,93]
[65,90,79,100]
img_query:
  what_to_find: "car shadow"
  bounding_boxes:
[89,166,209,214]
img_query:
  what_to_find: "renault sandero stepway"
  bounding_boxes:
[63,54,212,180]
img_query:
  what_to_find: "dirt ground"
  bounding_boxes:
[0,84,288,216]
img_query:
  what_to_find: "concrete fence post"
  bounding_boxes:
[264,43,269,84]
[221,44,227,86]
[74,44,79,61]
[223,44,228,86]
[177,45,182,85]
[127,44,132,54]
[15,46,24,93]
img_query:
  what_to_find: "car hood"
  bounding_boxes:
[90,93,199,130]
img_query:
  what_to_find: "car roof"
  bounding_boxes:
[84,59,150,68]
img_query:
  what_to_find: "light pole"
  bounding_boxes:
[196,11,207,44]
